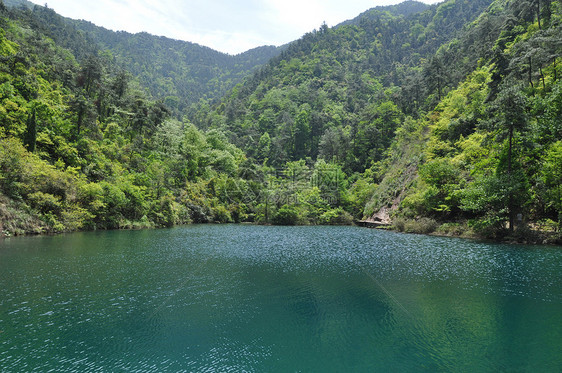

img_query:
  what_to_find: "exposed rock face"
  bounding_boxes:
[370,207,392,225]
[357,207,392,227]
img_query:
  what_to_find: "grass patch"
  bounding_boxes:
[393,217,438,234]
[0,195,49,236]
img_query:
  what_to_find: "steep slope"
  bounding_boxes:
[365,0,562,241]
[198,0,494,171]
[69,17,282,107]
[4,1,282,114]
[0,3,256,235]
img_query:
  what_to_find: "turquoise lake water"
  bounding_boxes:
[1,225,561,372]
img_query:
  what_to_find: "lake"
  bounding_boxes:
[1,225,561,372]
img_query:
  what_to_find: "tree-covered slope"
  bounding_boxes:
[0,2,258,235]
[4,1,282,114]
[193,0,560,241]
[197,0,494,171]
[3,0,33,9]
[1,0,560,242]
[69,17,282,108]
[364,0,562,241]
[339,0,430,24]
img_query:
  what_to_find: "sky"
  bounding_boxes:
[29,0,443,55]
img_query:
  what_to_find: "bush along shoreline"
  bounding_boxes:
[389,217,562,246]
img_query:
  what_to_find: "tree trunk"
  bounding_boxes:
[24,109,37,153]
[76,106,83,138]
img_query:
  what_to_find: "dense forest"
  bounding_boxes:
[0,1,259,234]
[8,1,283,113]
[0,0,561,243]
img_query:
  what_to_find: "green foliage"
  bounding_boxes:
[272,204,300,225]
[22,107,36,151]
[403,158,463,217]
[347,171,378,218]
[2,0,562,241]
[369,1,562,240]
[198,0,493,174]
[0,27,18,56]
[319,207,354,225]
[0,6,258,233]
[393,217,438,234]
[540,141,562,226]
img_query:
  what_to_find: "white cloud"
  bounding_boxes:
[264,0,324,30]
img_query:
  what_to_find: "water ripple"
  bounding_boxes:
[0,225,560,371]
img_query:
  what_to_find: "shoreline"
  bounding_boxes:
[2,218,561,247]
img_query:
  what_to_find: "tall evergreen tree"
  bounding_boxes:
[490,84,530,231]
[23,107,36,153]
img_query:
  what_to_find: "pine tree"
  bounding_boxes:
[23,108,37,153]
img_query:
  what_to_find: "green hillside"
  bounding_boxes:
[6,1,282,113]
[69,17,281,110]
[3,0,33,9]
[369,0,562,241]
[198,0,561,241]
[197,0,494,168]
[0,0,560,243]
[0,2,255,235]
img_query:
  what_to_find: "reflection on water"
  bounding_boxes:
[1,225,561,372]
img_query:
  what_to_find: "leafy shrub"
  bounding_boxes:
[319,208,354,225]
[41,212,65,232]
[149,194,178,227]
[393,217,406,232]
[404,217,438,234]
[536,219,559,233]
[212,204,233,223]
[27,191,62,214]
[272,204,299,225]
[467,216,506,239]
[435,222,467,236]
[185,202,213,223]
[60,206,94,231]
[0,138,29,199]
[393,217,438,234]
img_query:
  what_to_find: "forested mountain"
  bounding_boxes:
[3,0,33,9]
[4,1,282,114]
[0,0,561,243]
[338,0,430,26]
[0,1,258,234]
[373,0,562,240]
[198,0,494,169]
[195,0,561,241]
[68,18,281,110]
